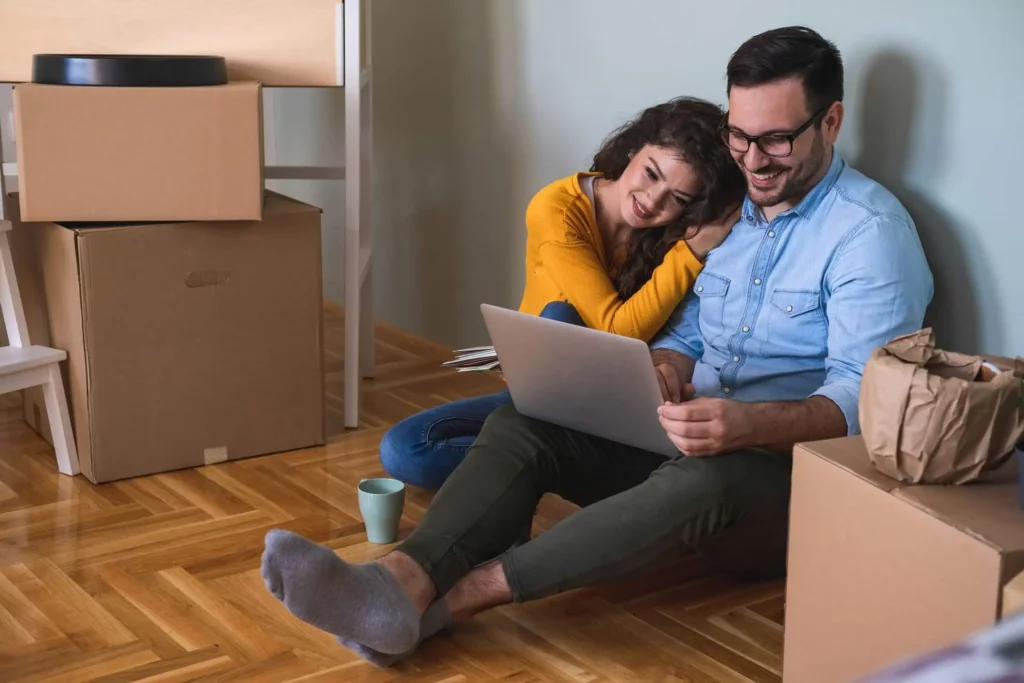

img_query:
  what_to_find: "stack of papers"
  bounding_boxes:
[443,346,500,372]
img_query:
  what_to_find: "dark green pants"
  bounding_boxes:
[397,403,793,602]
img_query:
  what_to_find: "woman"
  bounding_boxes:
[381,96,746,489]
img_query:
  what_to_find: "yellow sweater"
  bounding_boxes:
[518,173,704,342]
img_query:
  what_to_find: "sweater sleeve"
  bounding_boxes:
[537,219,704,341]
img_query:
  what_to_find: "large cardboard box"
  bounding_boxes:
[13,82,264,223]
[8,191,325,484]
[784,437,1024,682]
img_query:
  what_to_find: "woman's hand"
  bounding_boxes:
[684,203,742,261]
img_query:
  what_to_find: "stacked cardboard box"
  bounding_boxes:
[8,79,325,484]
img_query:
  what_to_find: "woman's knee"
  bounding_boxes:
[378,416,435,484]
[538,301,585,326]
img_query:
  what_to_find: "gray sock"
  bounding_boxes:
[260,529,420,655]
[337,599,451,668]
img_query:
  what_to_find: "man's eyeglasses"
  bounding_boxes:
[720,104,830,158]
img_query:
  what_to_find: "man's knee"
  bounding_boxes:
[474,404,540,458]
[477,403,529,439]
[474,404,564,468]
[478,403,557,441]
[644,456,729,512]
[648,450,790,503]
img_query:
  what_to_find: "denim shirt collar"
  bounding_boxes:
[741,150,845,225]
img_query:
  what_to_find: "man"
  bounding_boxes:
[260,26,934,665]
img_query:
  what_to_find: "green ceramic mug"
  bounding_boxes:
[357,478,405,544]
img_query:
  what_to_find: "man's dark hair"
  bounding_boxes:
[726,26,843,115]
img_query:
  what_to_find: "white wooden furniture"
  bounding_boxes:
[0,114,79,476]
[1,0,373,429]
[285,0,373,430]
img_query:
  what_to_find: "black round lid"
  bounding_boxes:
[32,54,228,87]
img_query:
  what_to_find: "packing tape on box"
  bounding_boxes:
[204,446,228,466]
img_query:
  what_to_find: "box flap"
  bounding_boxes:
[800,437,1024,554]
[60,192,320,235]
[798,437,903,494]
[894,462,1024,554]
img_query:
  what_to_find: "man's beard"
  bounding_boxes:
[747,135,828,208]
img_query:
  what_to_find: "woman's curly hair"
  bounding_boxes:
[590,96,746,298]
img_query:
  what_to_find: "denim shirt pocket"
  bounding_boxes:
[763,288,826,358]
[694,271,730,348]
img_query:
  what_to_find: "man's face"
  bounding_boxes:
[725,78,841,208]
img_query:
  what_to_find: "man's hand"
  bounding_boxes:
[658,398,754,457]
[651,349,695,403]
[658,395,848,457]
[654,363,685,403]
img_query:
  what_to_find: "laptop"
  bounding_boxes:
[480,303,678,457]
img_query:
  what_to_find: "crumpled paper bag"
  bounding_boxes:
[859,328,1024,485]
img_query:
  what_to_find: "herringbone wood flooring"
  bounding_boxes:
[0,305,785,682]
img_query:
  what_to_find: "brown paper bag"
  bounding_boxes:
[859,328,1024,485]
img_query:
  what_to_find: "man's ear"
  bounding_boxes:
[823,101,845,144]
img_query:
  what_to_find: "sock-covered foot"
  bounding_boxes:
[261,529,420,655]
[338,599,452,668]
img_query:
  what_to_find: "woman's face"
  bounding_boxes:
[615,144,701,229]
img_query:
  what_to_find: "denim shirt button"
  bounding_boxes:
[723,387,732,394]
[768,231,776,238]
[742,325,750,333]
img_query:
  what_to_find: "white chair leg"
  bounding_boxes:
[0,229,29,348]
[360,267,374,379]
[42,363,80,476]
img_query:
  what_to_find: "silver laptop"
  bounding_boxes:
[480,303,678,457]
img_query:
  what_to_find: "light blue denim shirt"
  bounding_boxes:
[651,153,933,435]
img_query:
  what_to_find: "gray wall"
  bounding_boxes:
[367,0,1023,356]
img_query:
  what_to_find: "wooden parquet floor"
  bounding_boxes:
[0,304,785,682]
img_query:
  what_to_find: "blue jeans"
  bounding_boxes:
[379,301,586,489]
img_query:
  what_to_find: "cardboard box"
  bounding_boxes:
[784,437,1024,682]
[14,82,264,223]
[8,191,325,484]
[0,0,348,86]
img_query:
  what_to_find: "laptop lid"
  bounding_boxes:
[480,304,678,457]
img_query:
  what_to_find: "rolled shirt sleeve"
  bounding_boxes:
[811,214,934,434]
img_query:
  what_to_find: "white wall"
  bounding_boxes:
[368,0,1024,357]
[262,87,346,304]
